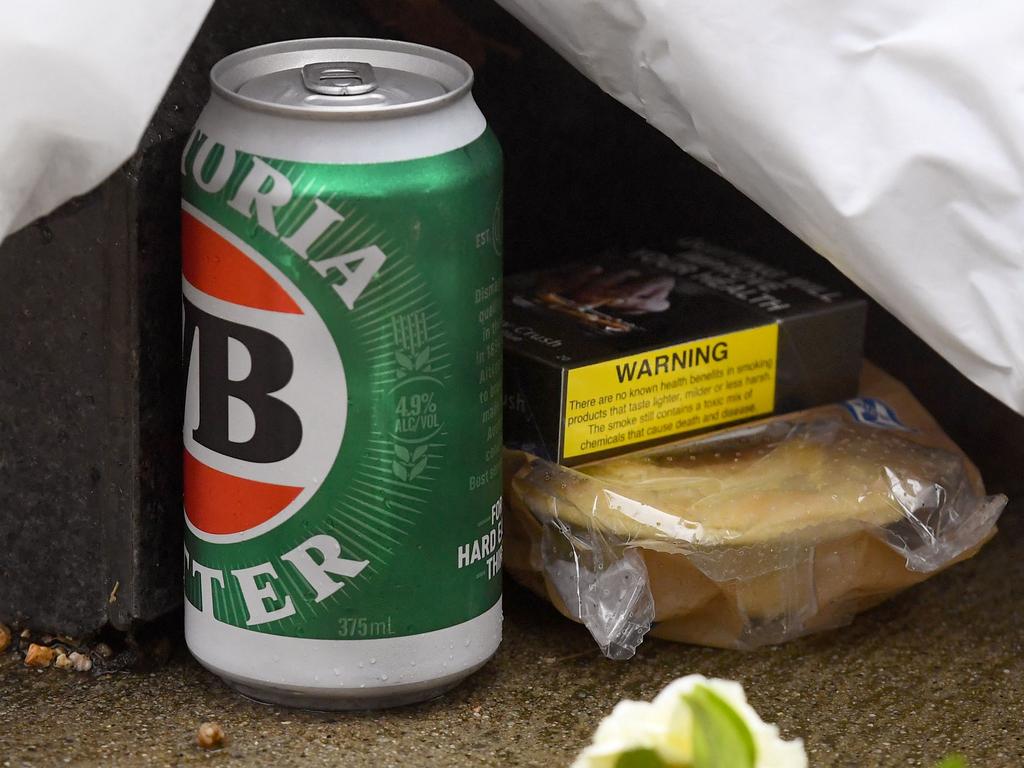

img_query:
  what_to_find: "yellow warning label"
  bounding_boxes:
[562,324,779,460]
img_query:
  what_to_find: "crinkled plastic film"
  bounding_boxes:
[504,365,1006,658]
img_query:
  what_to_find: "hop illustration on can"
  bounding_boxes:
[180,38,503,709]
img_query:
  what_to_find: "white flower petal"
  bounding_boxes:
[571,675,807,768]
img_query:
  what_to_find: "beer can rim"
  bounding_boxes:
[210,37,475,120]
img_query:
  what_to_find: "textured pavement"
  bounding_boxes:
[1,507,1022,767]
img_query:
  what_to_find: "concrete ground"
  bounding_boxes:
[1,508,1022,768]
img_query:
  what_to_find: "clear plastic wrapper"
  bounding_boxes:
[504,365,1006,658]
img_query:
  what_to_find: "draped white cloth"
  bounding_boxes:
[496,0,1024,414]
[0,1,213,237]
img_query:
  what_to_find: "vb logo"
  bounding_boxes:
[182,204,347,542]
[183,299,302,463]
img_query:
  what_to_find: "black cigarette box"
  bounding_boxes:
[504,239,867,465]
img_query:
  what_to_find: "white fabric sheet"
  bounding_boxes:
[0,1,213,237]
[496,0,1024,414]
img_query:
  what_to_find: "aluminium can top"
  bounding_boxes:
[210,38,475,120]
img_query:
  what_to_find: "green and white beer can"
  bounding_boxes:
[180,39,503,709]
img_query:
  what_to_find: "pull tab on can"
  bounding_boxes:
[302,61,378,96]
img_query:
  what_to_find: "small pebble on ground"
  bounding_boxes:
[197,722,225,750]
[93,642,113,660]
[24,644,55,668]
[68,652,92,673]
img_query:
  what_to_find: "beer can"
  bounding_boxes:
[180,38,503,709]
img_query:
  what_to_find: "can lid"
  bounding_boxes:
[211,38,473,120]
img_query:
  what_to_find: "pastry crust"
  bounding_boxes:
[503,364,999,649]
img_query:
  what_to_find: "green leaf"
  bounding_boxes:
[613,748,670,768]
[392,461,408,481]
[396,351,414,370]
[415,348,431,369]
[410,457,428,480]
[412,445,429,461]
[684,685,756,768]
[394,444,411,463]
[933,756,968,768]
